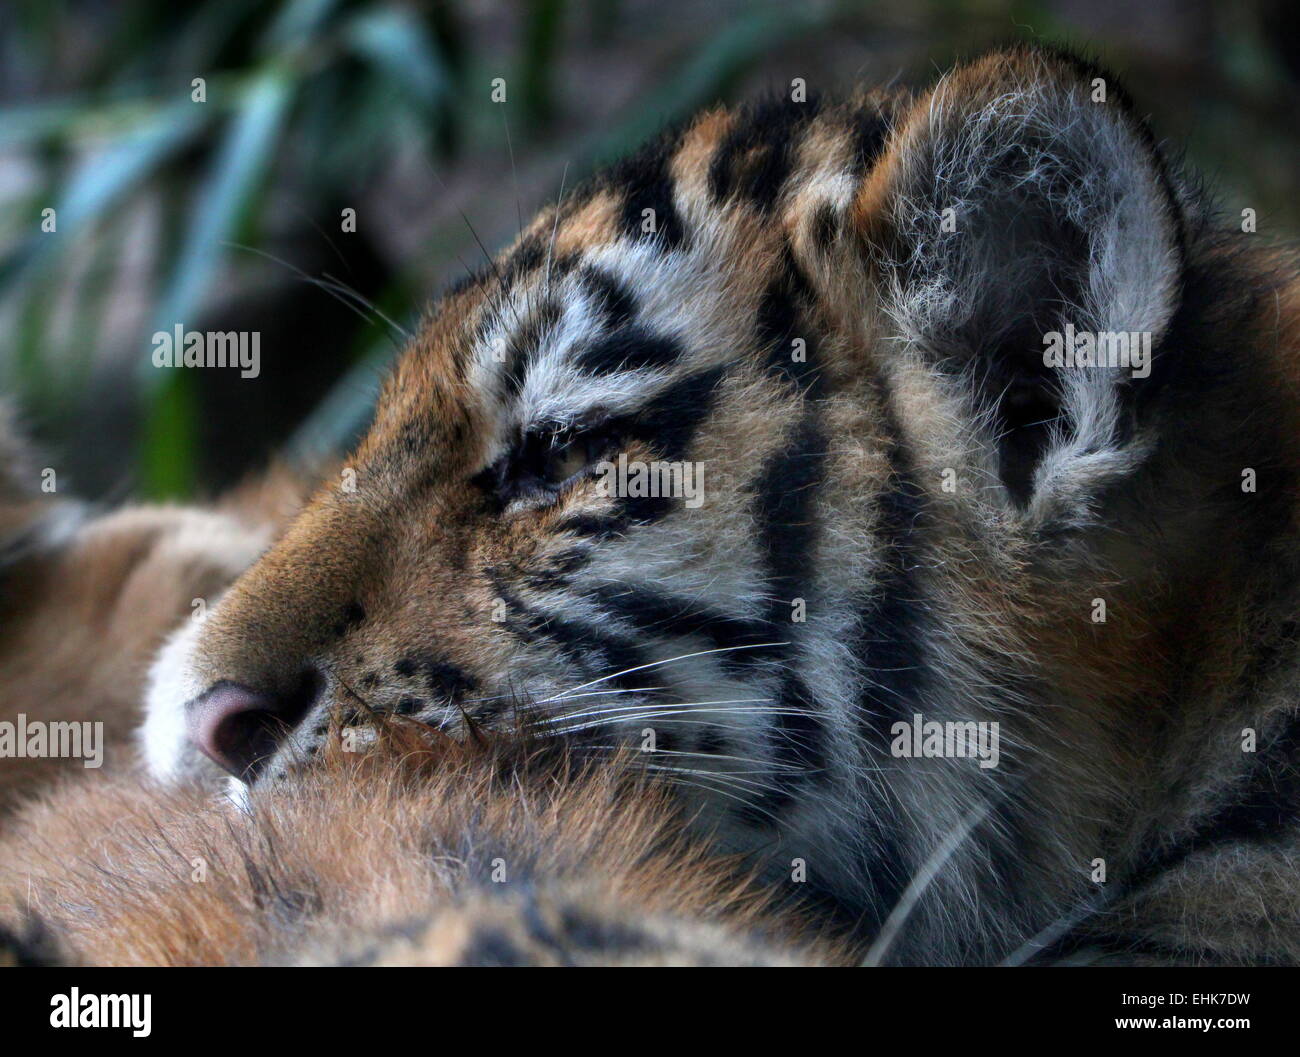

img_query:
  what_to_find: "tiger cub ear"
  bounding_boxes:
[860,46,1187,524]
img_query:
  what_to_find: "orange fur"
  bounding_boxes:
[0,722,841,966]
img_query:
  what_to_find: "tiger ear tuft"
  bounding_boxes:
[865,46,1186,523]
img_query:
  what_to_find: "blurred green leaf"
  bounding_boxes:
[140,67,294,497]
[0,99,91,147]
[519,0,565,126]
[148,67,294,340]
[141,369,199,499]
[13,276,57,410]
[0,99,205,287]
[345,6,451,108]
[261,0,344,54]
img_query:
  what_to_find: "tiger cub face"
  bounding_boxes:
[142,45,1299,958]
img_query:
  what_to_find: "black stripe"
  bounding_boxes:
[849,104,891,176]
[771,672,827,771]
[759,249,824,395]
[488,575,650,691]
[612,365,728,463]
[0,916,64,967]
[522,547,593,592]
[404,655,477,700]
[851,369,929,742]
[743,669,830,820]
[576,324,682,376]
[602,130,688,250]
[556,514,627,540]
[481,369,723,519]
[586,583,782,671]
[458,928,532,967]
[548,905,655,957]
[593,365,729,527]
[747,412,832,812]
[558,503,671,538]
[501,299,562,400]
[470,236,552,387]
[811,202,839,254]
[580,266,637,330]
[708,94,821,213]
[500,235,546,284]
[753,414,827,612]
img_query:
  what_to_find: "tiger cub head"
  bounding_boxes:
[142,44,1299,922]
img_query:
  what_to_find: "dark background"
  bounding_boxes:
[1,0,1296,500]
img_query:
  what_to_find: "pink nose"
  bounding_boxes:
[186,683,296,780]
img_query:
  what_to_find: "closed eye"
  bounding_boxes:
[474,420,620,507]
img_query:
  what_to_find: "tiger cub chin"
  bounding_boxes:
[8,43,1295,966]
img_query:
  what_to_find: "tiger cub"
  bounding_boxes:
[4,44,1300,966]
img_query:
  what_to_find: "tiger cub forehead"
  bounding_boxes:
[372,89,906,483]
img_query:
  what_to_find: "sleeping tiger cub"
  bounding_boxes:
[4,43,1300,966]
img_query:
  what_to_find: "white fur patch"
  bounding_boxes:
[139,613,212,780]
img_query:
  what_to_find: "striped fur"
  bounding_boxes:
[7,44,1298,965]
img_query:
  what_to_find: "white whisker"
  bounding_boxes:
[542,697,773,726]
[861,800,994,968]
[538,643,789,702]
